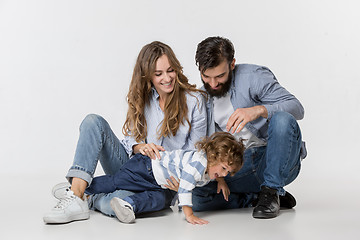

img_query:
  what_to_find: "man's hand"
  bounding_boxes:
[133,143,165,160]
[216,177,230,201]
[226,105,268,133]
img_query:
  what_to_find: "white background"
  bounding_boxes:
[0,0,359,239]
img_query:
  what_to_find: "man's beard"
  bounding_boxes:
[202,70,232,98]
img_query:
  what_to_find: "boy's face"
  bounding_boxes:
[207,162,234,180]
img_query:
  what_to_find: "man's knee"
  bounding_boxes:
[271,112,296,127]
[269,112,299,136]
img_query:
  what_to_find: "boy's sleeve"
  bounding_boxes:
[177,153,207,207]
[177,172,197,207]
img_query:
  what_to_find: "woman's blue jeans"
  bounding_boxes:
[65,114,136,217]
[192,112,303,211]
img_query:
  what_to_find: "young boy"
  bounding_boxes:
[85,132,245,225]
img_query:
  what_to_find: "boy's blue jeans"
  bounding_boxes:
[192,112,303,211]
[85,154,174,214]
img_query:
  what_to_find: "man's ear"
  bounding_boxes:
[230,58,236,70]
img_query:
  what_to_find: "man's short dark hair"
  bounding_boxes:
[195,36,235,73]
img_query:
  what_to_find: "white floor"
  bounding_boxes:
[1,1,359,239]
[2,161,360,240]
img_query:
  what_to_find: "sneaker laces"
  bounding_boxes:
[54,191,76,209]
[123,204,133,211]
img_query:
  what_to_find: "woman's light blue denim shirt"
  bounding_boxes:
[120,88,207,156]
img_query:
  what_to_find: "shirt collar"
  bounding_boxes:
[229,68,236,96]
[151,87,160,99]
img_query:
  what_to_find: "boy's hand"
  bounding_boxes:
[164,176,179,192]
[183,206,208,225]
[185,214,209,225]
[216,177,230,201]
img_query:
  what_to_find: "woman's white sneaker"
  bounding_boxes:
[52,182,71,200]
[43,190,90,224]
[110,198,135,223]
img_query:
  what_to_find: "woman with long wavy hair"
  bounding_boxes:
[43,41,207,224]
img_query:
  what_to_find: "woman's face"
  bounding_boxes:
[151,54,176,98]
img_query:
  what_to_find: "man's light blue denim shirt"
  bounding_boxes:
[120,88,207,156]
[204,64,307,158]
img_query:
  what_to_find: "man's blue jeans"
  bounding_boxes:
[192,112,302,211]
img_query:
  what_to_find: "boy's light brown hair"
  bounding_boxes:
[195,132,245,176]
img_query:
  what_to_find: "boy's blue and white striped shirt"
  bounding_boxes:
[152,149,211,207]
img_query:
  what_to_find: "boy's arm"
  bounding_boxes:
[182,206,209,225]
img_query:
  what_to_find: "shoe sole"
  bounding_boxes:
[252,211,279,219]
[43,212,90,224]
[52,182,71,200]
[110,198,135,223]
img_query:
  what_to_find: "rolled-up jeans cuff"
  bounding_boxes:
[260,184,286,196]
[66,168,93,186]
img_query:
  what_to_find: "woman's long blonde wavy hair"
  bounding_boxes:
[122,41,206,143]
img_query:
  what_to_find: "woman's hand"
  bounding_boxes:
[216,177,230,201]
[133,143,165,160]
[164,176,179,192]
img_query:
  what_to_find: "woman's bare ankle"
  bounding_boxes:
[70,178,88,199]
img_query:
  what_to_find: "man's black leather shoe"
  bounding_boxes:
[252,186,280,219]
[252,190,296,209]
[280,191,296,209]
